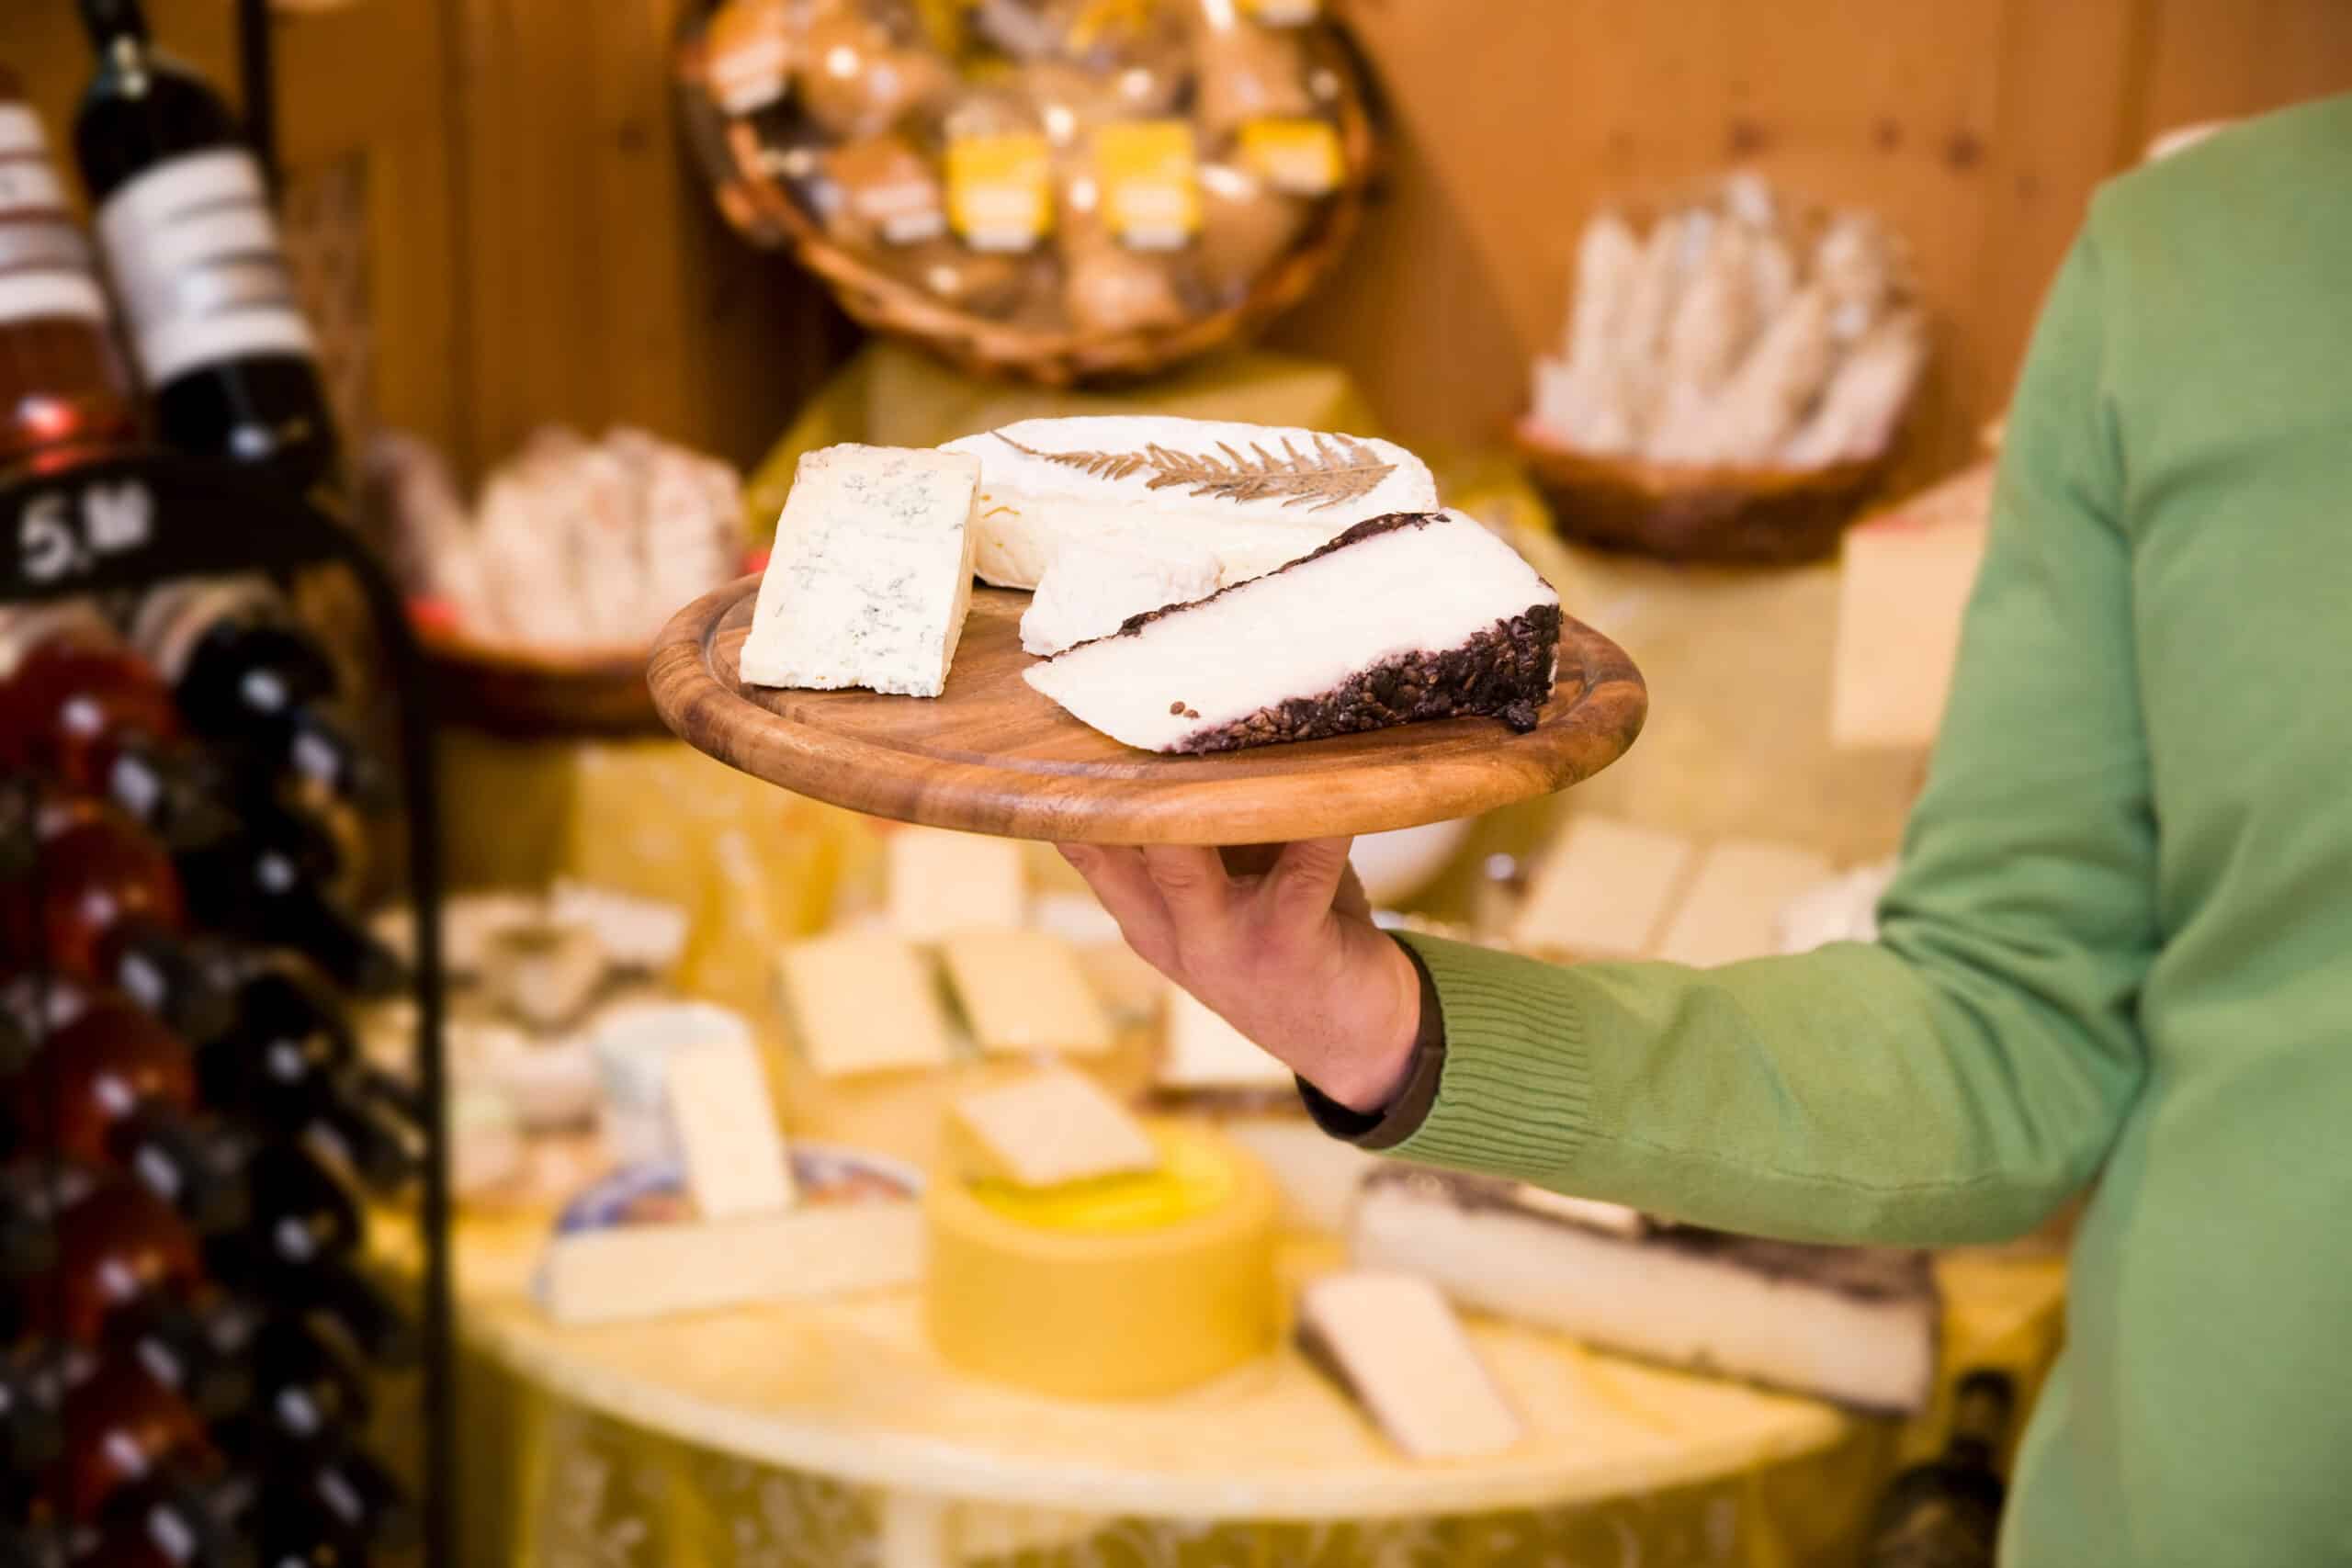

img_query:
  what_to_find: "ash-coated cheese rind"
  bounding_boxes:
[1023,513,1561,755]
[941,416,1440,591]
[1351,1168,1939,1415]
[738,443,980,698]
[1296,1269,1522,1461]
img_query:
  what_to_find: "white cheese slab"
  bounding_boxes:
[1508,816,1697,960]
[887,827,1027,942]
[1158,985,1294,1090]
[1653,839,1837,968]
[940,929,1115,1057]
[777,933,956,1077]
[947,1068,1159,1189]
[664,1034,795,1219]
[1297,1270,1522,1461]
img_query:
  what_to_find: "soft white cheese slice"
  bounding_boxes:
[1020,538,1223,656]
[1296,1270,1522,1461]
[946,1068,1159,1189]
[939,929,1115,1056]
[1023,512,1558,754]
[943,416,1439,591]
[738,444,980,698]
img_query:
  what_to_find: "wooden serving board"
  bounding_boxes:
[648,577,1646,845]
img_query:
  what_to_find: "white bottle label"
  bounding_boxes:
[96,149,318,386]
[0,106,46,159]
[0,161,69,213]
[0,272,107,326]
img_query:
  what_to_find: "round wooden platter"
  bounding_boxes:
[648,577,1648,845]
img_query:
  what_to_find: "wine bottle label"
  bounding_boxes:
[0,160,70,213]
[0,271,107,327]
[0,106,111,329]
[129,572,280,684]
[0,600,115,679]
[94,149,318,386]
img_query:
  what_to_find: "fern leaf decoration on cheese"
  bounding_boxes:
[994,432,1397,513]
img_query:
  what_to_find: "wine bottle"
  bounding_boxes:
[127,581,385,809]
[198,968,416,1190]
[0,71,139,474]
[53,1359,251,1568]
[203,1145,413,1368]
[19,1167,254,1417]
[1860,1369,2017,1568]
[69,0,339,500]
[0,795,237,1044]
[4,987,249,1231]
[0,1162,61,1279]
[171,807,402,998]
[0,605,236,853]
[0,1341,64,1475]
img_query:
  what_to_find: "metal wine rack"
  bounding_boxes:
[0,448,452,1568]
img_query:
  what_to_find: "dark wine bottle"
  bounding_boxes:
[1860,1369,2017,1568]
[0,605,236,853]
[0,1162,61,1279]
[0,1341,65,1475]
[202,1145,413,1368]
[21,1168,254,1417]
[53,1359,252,1568]
[4,987,249,1231]
[198,968,416,1190]
[127,581,385,809]
[69,0,339,500]
[171,807,403,999]
[0,72,140,475]
[0,795,237,1044]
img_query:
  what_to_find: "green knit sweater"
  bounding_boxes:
[1335,97,2352,1565]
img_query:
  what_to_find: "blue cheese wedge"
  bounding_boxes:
[941,416,1439,590]
[738,444,981,698]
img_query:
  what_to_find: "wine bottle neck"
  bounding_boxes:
[78,0,153,49]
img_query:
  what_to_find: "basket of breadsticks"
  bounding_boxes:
[362,428,758,737]
[1517,174,1927,565]
[673,0,1378,386]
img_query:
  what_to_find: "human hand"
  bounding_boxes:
[1055,839,1421,1113]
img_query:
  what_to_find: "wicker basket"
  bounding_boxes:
[1513,421,1897,568]
[673,9,1378,387]
[414,617,665,739]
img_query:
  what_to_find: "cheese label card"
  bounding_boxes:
[888,826,1027,942]
[1238,118,1343,197]
[777,933,956,1077]
[1094,120,1201,251]
[947,130,1053,252]
[664,1034,795,1219]
[940,929,1115,1056]
[946,1068,1160,1190]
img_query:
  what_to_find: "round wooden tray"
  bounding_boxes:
[648,577,1646,845]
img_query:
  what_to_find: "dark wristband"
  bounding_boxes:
[1295,932,1447,1149]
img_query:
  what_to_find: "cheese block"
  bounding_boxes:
[664,1034,796,1218]
[1509,815,1695,959]
[737,444,981,698]
[548,881,690,975]
[1019,537,1223,656]
[536,1149,923,1326]
[945,1068,1159,1188]
[940,416,1438,591]
[776,932,956,1076]
[1775,858,1899,953]
[479,919,608,1030]
[1024,513,1560,754]
[939,929,1114,1056]
[887,826,1026,942]
[1158,985,1293,1090]
[1653,839,1837,968]
[1296,1270,1522,1461]
[1351,1168,1939,1414]
[925,1122,1279,1397]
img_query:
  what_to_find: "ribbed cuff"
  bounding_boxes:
[1381,931,1596,1176]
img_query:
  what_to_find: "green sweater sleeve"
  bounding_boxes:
[1385,226,2159,1247]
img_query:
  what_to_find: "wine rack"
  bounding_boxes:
[1,448,450,1567]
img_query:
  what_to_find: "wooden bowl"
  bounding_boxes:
[672,17,1378,388]
[414,619,665,739]
[1513,421,1895,568]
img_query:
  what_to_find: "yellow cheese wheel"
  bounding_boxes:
[925,1122,1279,1399]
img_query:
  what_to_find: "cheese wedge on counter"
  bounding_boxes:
[947,1069,1159,1189]
[1509,815,1696,959]
[777,932,956,1077]
[1351,1168,1939,1415]
[941,415,1439,591]
[1296,1270,1522,1461]
[737,444,981,697]
[888,826,1026,942]
[664,1034,794,1218]
[940,929,1114,1056]
[1653,839,1837,968]
[537,1204,923,1325]
[1158,986,1294,1090]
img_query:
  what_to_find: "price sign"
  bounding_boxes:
[11,475,155,586]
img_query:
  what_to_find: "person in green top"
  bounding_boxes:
[1057,95,2352,1567]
